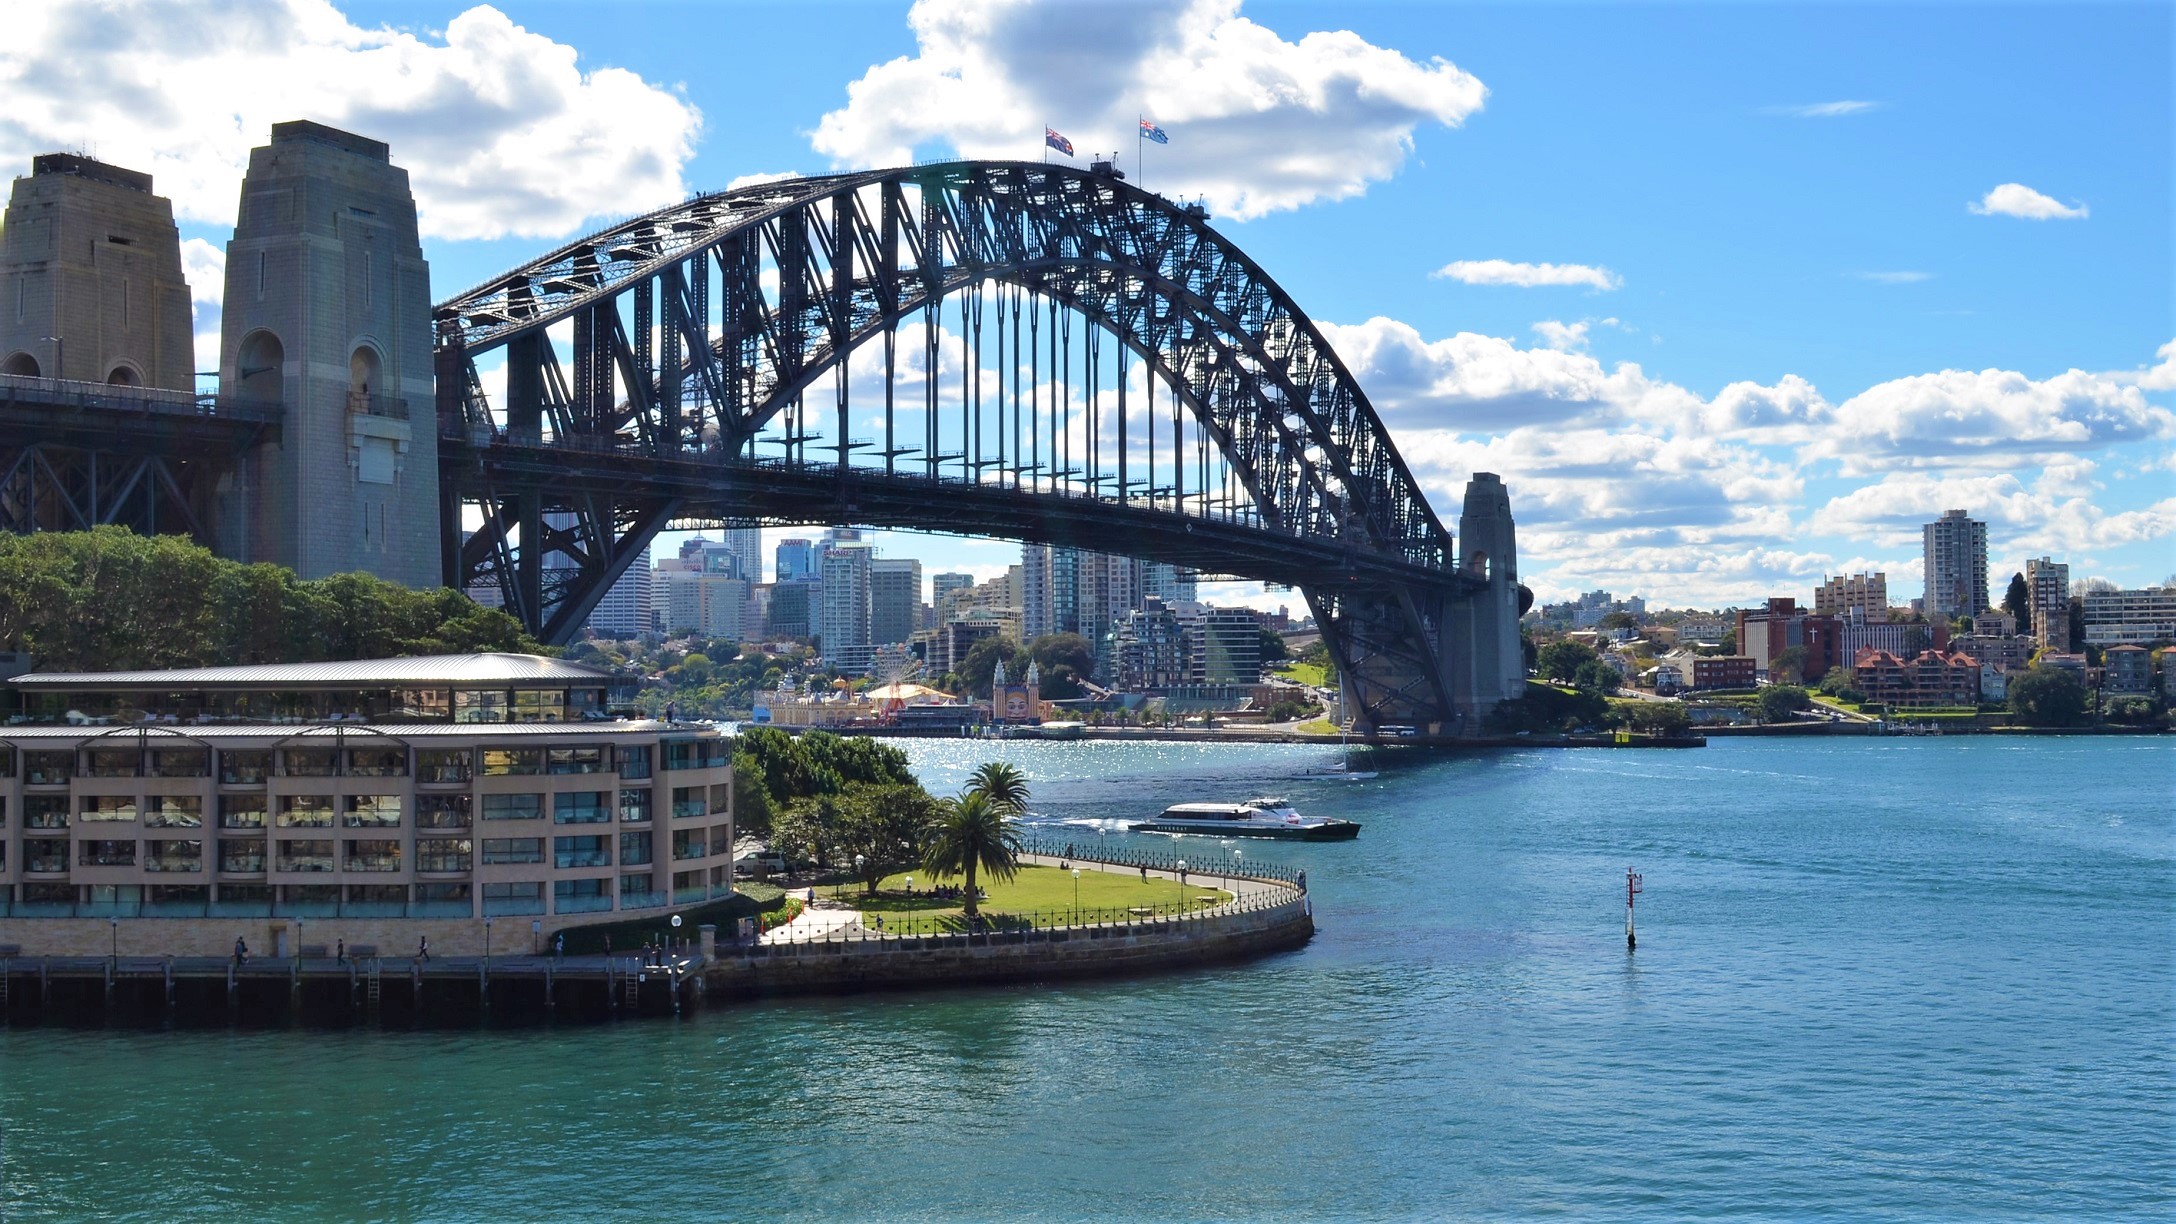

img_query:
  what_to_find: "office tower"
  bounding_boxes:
[219,121,437,586]
[587,541,653,638]
[869,557,923,646]
[775,538,815,582]
[1921,509,1990,619]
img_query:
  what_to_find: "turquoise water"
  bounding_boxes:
[2,737,2170,1220]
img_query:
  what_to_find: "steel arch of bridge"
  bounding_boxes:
[434,160,1490,729]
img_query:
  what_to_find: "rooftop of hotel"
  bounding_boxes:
[11,653,608,691]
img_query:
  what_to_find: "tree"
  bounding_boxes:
[834,784,941,894]
[1610,699,1690,736]
[1537,639,1602,684]
[1901,626,1932,658]
[921,790,1022,919]
[2008,666,2089,727]
[1571,658,1619,694]
[1026,632,1095,698]
[1771,645,1809,686]
[966,761,1031,816]
[958,634,1026,698]
[1597,610,1638,631]
[1759,685,1811,723]
[1256,625,1290,663]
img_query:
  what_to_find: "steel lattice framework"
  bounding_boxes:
[434,160,1486,728]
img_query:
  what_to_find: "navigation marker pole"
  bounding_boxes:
[1626,868,1644,950]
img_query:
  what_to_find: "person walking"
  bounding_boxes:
[233,937,249,966]
[553,932,565,963]
[418,934,430,962]
[336,938,346,966]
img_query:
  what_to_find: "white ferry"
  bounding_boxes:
[1129,796,1360,841]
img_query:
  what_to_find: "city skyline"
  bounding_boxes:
[5,0,2167,606]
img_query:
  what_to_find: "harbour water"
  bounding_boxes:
[2,737,2169,1219]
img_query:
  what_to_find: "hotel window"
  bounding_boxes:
[554,834,610,869]
[672,828,707,860]
[345,884,407,910]
[80,839,137,867]
[553,877,611,914]
[547,746,607,774]
[481,793,543,821]
[24,751,71,785]
[480,837,543,865]
[280,884,340,909]
[25,839,69,873]
[84,747,140,778]
[415,794,472,828]
[618,787,652,824]
[80,795,139,823]
[415,838,472,873]
[220,750,270,785]
[510,689,565,723]
[619,830,653,866]
[0,747,11,777]
[278,795,335,828]
[671,786,706,820]
[347,747,407,777]
[278,840,335,872]
[416,882,471,906]
[619,873,658,904]
[283,748,338,777]
[481,747,543,776]
[568,688,605,718]
[344,794,402,828]
[395,688,450,719]
[145,796,203,828]
[482,881,545,916]
[417,748,472,784]
[553,791,608,824]
[25,795,70,828]
[619,745,652,780]
[219,838,266,873]
[219,796,267,829]
[710,783,730,814]
[344,839,401,872]
[662,741,698,772]
[152,749,207,778]
[454,689,509,723]
[145,840,203,872]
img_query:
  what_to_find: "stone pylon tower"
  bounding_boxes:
[0,154,194,389]
[1446,472,1525,725]
[217,121,437,587]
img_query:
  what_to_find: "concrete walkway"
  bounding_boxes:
[760,902,865,944]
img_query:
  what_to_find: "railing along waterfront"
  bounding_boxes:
[1017,836,1306,885]
[753,883,1305,945]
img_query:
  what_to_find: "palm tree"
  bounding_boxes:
[965,761,1030,816]
[921,790,1022,919]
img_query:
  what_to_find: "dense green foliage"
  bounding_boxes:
[1759,685,1812,723]
[921,764,1029,918]
[566,637,816,719]
[0,527,538,671]
[1487,680,1609,734]
[1257,625,1290,662]
[1607,698,1692,736]
[2002,572,2032,633]
[2007,666,2089,727]
[955,632,1097,698]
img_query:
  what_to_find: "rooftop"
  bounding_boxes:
[11,653,610,691]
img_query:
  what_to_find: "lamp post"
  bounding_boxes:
[1176,860,1187,915]
[484,917,493,970]
[109,917,118,968]
[1072,867,1081,924]
[1231,848,1242,900]
[854,853,866,899]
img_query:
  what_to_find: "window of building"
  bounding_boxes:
[618,745,652,780]
[662,741,699,771]
[84,747,140,778]
[482,881,545,916]
[619,873,660,907]
[481,793,543,821]
[279,884,340,912]
[219,750,270,785]
[480,837,543,865]
[151,749,207,778]
[278,795,335,828]
[672,828,707,860]
[416,882,472,909]
[216,883,271,910]
[345,884,406,912]
[219,838,266,873]
[710,783,730,814]
[415,794,471,828]
[80,795,138,823]
[283,748,338,777]
[554,834,610,869]
[547,746,607,774]
[671,786,706,820]
[144,796,203,828]
[25,839,69,873]
[219,796,267,829]
[417,748,472,784]
[619,830,653,866]
[145,884,208,914]
[568,688,606,718]
[0,747,11,777]
[481,747,543,776]
[344,795,402,828]
[347,747,407,777]
[344,839,400,872]
[396,689,451,720]
[618,787,652,824]
[454,690,509,723]
[23,751,71,785]
[511,689,565,723]
[553,791,608,824]
[145,839,203,872]
[415,838,472,873]
[278,840,335,872]
[80,839,137,867]
[25,795,70,828]
[553,877,612,914]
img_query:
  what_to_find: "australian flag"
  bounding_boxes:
[1140,119,1169,145]
[1045,126,1074,156]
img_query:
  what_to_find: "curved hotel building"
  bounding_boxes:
[0,654,733,956]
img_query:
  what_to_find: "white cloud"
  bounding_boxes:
[1771,100,1881,118]
[1853,270,1932,284]
[1434,259,1621,290]
[1810,366,2175,473]
[0,0,702,241]
[178,238,227,375]
[1968,183,2088,221]
[1530,320,1590,352]
[811,0,1485,220]
[2106,339,2176,393]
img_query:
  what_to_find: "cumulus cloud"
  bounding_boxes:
[1770,100,1881,118]
[1969,183,2088,221]
[0,0,702,241]
[2106,339,2176,393]
[178,238,227,374]
[1434,259,1620,290]
[811,0,1485,220]
[1811,366,2175,473]
[1530,320,1590,352]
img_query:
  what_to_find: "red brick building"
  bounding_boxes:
[1735,598,1842,683]
[1692,655,1756,690]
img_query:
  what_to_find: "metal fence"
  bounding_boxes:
[751,880,1305,946]
[1017,835,1305,885]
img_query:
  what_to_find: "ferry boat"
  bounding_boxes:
[1129,796,1360,841]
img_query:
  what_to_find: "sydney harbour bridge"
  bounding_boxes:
[1,135,1523,733]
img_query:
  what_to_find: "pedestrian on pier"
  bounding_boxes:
[554,933,565,963]
[336,938,346,965]
[603,934,612,962]
[233,937,248,966]
[418,935,430,963]
[1296,869,1307,894]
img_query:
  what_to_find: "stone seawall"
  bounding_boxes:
[702,895,1316,999]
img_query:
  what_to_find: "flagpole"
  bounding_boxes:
[1138,114,1144,186]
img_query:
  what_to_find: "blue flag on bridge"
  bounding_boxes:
[1140,119,1169,145]
[1045,126,1074,157]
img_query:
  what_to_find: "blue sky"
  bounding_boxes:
[6,0,2169,609]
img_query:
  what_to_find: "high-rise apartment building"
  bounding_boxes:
[1020,546,1054,641]
[818,542,873,672]
[1922,509,1989,619]
[1813,572,1888,622]
[588,541,653,638]
[2024,557,2070,651]
[869,557,923,646]
[1198,606,1263,684]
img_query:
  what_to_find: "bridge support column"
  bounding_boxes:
[1446,473,1526,729]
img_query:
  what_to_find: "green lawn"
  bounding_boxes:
[1294,718,1340,736]
[839,863,1232,934]
[1274,661,1328,687]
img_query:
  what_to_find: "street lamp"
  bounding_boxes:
[109,917,118,967]
[854,853,866,899]
[484,917,493,969]
[1072,867,1081,924]
[1176,860,1187,915]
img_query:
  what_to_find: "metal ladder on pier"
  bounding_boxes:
[623,961,640,1009]
[364,959,383,1007]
